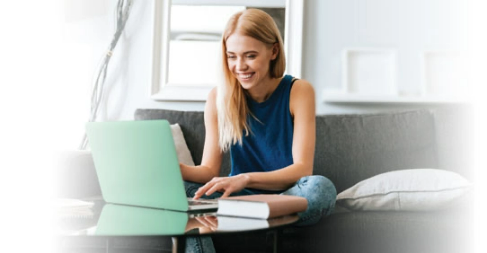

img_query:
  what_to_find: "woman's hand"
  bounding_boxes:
[193,174,250,199]
[195,216,218,233]
[185,215,218,234]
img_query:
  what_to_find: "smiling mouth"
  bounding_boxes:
[239,73,254,80]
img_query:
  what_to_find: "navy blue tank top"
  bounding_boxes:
[229,75,295,176]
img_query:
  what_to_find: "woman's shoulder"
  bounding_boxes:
[206,86,218,103]
[290,78,315,96]
[289,78,315,115]
[209,86,218,97]
[204,87,219,115]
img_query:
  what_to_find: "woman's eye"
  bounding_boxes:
[227,55,236,59]
[247,55,256,59]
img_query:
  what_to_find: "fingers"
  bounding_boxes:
[193,186,206,199]
[205,216,218,224]
[221,189,231,198]
[203,216,218,228]
[193,177,220,199]
[195,216,218,230]
[193,189,206,200]
[205,182,224,196]
[195,216,211,227]
[193,176,244,199]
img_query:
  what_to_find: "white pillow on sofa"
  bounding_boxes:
[336,169,472,211]
[170,124,195,166]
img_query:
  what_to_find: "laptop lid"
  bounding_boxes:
[86,120,190,211]
[95,204,189,236]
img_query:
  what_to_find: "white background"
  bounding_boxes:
[0,0,484,252]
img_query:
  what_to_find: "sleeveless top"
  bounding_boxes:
[229,74,296,177]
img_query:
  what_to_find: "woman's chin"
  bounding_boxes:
[239,81,254,90]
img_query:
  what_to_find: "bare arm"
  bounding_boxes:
[180,87,223,183]
[195,79,316,198]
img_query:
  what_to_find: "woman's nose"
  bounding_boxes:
[236,58,247,71]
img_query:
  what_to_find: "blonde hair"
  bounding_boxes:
[217,9,286,152]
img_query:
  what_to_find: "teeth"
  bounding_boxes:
[241,73,252,78]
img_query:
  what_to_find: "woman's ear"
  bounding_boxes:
[270,43,279,60]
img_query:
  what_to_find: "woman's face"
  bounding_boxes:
[225,32,277,92]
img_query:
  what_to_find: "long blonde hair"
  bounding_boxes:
[217,9,286,152]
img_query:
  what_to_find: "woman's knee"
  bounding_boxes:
[313,176,337,198]
[317,176,337,214]
[298,175,336,194]
[286,175,337,225]
[297,176,337,213]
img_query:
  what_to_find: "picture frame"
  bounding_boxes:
[420,50,467,98]
[342,48,398,96]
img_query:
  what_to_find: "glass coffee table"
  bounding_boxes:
[56,198,299,253]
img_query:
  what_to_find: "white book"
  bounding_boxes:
[217,194,308,219]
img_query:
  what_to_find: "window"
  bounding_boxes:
[151,0,303,101]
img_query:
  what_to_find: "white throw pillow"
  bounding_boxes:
[336,169,472,211]
[170,124,195,166]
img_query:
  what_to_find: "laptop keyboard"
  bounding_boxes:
[188,200,209,206]
[187,198,217,206]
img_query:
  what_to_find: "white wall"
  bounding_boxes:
[58,0,477,147]
[303,0,470,114]
[102,0,472,119]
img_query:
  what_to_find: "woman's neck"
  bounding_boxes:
[246,77,282,103]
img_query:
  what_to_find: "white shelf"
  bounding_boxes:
[322,93,469,104]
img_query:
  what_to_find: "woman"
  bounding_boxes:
[180,9,336,252]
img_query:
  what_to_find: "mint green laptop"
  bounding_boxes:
[95,204,188,235]
[86,120,217,211]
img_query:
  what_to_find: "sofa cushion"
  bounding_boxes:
[170,123,195,166]
[336,168,472,211]
[314,110,439,193]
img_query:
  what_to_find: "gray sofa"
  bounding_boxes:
[58,108,474,253]
[133,108,474,253]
